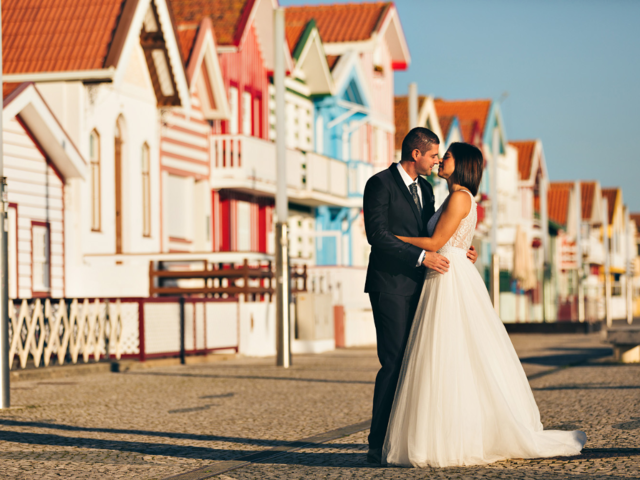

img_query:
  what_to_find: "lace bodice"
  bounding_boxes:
[426,190,477,252]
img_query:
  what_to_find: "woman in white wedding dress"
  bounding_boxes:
[382,142,586,468]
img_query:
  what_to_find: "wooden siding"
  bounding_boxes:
[212,190,273,254]
[218,24,269,140]
[3,117,65,298]
[161,90,211,179]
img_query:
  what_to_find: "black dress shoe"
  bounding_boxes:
[366,447,382,464]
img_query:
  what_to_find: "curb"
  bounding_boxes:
[10,354,238,383]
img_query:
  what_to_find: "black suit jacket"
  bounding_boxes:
[363,164,436,296]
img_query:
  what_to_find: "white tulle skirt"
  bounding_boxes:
[382,246,586,468]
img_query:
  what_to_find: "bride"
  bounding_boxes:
[382,142,586,468]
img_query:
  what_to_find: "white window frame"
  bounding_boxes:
[229,86,239,135]
[241,91,252,135]
[31,222,50,294]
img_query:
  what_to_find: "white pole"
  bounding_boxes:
[490,128,500,313]
[575,181,584,322]
[0,0,10,409]
[603,198,612,328]
[408,83,418,130]
[274,8,291,368]
[626,210,633,325]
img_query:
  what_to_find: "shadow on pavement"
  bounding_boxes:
[519,347,612,366]
[123,371,375,385]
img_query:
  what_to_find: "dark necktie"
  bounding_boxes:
[409,182,422,214]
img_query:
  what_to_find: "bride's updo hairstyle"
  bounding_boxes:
[447,142,484,196]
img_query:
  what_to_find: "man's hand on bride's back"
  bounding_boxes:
[422,252,450,274]
[467,246,478,264]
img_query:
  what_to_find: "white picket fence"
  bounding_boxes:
[8,298,123,369]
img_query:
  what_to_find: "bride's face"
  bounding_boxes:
[438,150,455,179]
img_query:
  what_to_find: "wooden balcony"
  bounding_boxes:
[210,135,367,207]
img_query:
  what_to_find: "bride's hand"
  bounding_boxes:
[467,246,478,264]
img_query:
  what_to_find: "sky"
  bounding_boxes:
[280,0,640,212]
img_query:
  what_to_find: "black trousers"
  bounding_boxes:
[368,291,421,449]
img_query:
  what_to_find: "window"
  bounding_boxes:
[253,96,262,137]
[89,130,101,231]
[167,174,191,240]
[229,86,239,134]
[8,205,17,299]
[141,143,151,237]
[32,223,50,293]
[242,91,252,135]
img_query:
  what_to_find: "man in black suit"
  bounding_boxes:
[363,127,477,463]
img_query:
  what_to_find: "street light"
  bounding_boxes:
[274,8,291,368]
[0,0,10,408]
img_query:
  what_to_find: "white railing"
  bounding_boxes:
[8,298,123,369]
[211,135,361,201]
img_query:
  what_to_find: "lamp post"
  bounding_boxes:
[540,176,549,322]
[603,198,612,328]
[274,8,291,368]
[575,181,585,323]
[0,0,11,409]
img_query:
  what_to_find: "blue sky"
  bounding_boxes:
[280,0,640,212]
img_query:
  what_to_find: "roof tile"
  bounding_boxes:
[433,99,491,144]
[284,3,392,44]
[169,0,251,46]
[509,140,536,182]
[601,188,619,225]
[3,0,125,74]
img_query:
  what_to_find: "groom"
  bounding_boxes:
[363,127,477,463]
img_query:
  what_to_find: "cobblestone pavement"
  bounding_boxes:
[0,332,637,479]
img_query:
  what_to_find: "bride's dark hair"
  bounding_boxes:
[446,142,484,196]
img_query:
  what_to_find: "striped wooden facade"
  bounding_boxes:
[4,117,65,298]
[218,24,269,140]
[212,190,273,254]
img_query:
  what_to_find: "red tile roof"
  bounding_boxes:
[601,188,619,225]
[169,0,251,46]
[438,115,455,142]
[3,0,125,74]
[285,19,307,54]
[394,94,427,151]
[546,183,572,227]
[433,99,492,143]
[326,55,340,71]
[509,140,536,182]
[177,23,200,64]
[580,181,596,221]
[285,3,392,43]
[3,82,22,99]
[630,213,640,235]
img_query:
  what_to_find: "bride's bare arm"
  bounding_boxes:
[397,191,471,252]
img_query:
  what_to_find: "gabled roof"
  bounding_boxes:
[601,188,619,225]
[394,94,445,153]
[580,181,597,221]
[3,83,86,180]
[285,2,392,43]
[285,2,410,69]
[630,213,640,235]
[3,0,124,74]
[394,95,411,151]
[169,0,250,46]
[177,18,231,119]
[547,183,572,227]
[434,99,491,145]
[510,140,536,181]
[284,18,334,96]
[3,0,190,108]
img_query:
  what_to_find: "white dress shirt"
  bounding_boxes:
[396,162,426,267]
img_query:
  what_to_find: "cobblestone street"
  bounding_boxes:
[0,333,638,479]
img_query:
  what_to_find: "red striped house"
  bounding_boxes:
[170,0,284,256]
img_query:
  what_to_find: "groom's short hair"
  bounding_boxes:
[401,127,440,161]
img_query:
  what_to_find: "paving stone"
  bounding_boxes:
[0,333,636,479]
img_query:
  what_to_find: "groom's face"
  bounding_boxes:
[414,143,440,176]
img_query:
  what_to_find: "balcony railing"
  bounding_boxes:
[210,135,368,206]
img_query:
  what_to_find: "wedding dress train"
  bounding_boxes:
[382,190,586,468]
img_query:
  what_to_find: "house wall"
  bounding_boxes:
[4,117,65,298]
[219,24,268,140]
